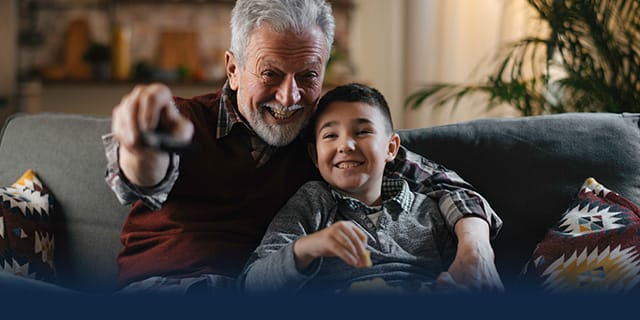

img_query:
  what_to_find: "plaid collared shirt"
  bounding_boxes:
[331,178,415,217]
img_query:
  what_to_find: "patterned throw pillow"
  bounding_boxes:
[523,177,640,294]
[0,169,56,281]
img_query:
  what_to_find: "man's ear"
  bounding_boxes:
[225,51,239,90]
[385,133,401,162]
[307,143,319,168]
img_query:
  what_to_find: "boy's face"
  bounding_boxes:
[311,101,400,205]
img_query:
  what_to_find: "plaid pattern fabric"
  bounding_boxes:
[331,178,415,216]
[102,133,179,210]
[385,146,502,236]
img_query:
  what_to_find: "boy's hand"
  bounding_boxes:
[293,221,370,271]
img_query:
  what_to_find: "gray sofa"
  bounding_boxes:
[0,111,639,294]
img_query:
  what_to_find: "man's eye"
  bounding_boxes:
[260,71,281,84]
[297,72,319,84]
[304,71,318,79]
[261,71,275,79]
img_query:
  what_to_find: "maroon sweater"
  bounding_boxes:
[117,92,318,286]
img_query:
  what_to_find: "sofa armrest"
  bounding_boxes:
[0,112,127,293]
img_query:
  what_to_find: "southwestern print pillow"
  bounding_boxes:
[522,177,640,294]
[0,169,56,282]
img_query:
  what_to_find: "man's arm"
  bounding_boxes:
[385,146,503,235]
[103,133,179,210]
[386,146,504,291]
[444,216,504,292]
[103,83,193,210]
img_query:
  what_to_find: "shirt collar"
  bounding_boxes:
[331,178,415,215]
[216,81,253,139]
[215,81,277,168]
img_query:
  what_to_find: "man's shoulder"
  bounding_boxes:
[173,90,223,121]
[174,91,222,108]
[388,145,443,172]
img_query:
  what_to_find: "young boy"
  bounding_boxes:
[239,83,502,294]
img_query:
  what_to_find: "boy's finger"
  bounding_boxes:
[342,225,372,268]
[329,236,359,267]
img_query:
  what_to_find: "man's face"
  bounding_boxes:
[311,101,399,206]
[226,25,327,147]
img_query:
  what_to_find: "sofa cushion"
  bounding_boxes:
[0,169,56,281]
[522,177,640,294]
[397,112,640,287]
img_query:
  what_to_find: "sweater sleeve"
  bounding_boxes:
[385,146,503,238]
[238,181,332,294]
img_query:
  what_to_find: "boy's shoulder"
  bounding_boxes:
[285,180,337,213]
[299,180,331,193]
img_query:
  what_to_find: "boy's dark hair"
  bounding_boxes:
[306,83,394,143]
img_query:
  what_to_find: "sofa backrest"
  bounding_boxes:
[398,112,640,285]
[2,111,638,292]
[0,113,126,293]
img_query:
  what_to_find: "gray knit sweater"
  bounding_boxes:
[239,178,479,294]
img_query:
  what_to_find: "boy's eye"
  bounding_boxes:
[321,133,337,139]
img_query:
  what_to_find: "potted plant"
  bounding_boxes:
[405,0,640,116]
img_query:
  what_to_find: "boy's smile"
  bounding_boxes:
[335,160,363,169]
[312,101,399,206]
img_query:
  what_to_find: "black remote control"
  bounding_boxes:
[141,131,195,153]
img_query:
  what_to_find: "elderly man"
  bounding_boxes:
[104,0,504,295]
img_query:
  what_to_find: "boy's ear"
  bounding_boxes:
[385,133,401,162]
[225,51,239,90]
[307,143,319,168]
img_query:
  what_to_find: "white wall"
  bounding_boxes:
[350,0,531,128]
[350,0,406,128]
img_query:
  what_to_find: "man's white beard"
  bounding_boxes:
[242,105,309,147]
[253,115,306,147]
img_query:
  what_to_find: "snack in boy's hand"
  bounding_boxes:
[363,249,372,268]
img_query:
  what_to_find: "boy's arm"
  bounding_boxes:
[238,182,331,294]
[294,220,369,270]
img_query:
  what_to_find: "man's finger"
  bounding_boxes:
[436,272,470,294]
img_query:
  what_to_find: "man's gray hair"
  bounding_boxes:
[229,0,335,67]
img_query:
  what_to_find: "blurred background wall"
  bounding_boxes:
[0,0,534,128]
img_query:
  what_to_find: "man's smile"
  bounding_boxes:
[264,104,303,120]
